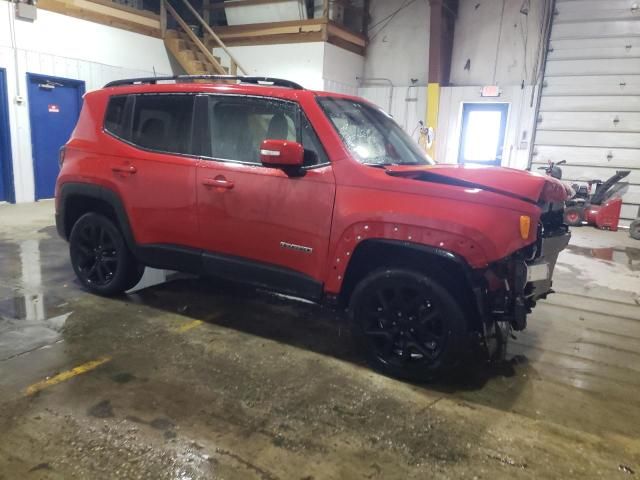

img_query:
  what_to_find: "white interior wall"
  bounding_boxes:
[450,0,545,86]
[438,0,546,166]
[217,42,364,94]
[436,84,538,168]
[322,42,363,95]
[216,43,327,91]
[358,85,428,141]
[357,0,430,137]
[363,0,430,86]
[0,1,174,202]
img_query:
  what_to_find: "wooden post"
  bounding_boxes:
[323,0,329,20]
[160,0,167,36]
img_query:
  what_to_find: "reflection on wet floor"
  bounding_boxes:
[0,239,72,360]
[566,243,640,271]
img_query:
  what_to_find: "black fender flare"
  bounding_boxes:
[343,238,487,323]
[56,182,136,250]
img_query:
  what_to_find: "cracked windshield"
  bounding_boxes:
[318,97,434,166]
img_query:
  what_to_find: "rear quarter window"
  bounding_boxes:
[104,95,128,138]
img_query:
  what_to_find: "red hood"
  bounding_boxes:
[385,164,569,203]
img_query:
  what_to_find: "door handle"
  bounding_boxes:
[112,165,137,174]
[202,177,234,189]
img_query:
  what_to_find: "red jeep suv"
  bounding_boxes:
[55,75,570,380]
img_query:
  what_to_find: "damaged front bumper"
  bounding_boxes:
[506,230,571,331]
[478,212,570,358]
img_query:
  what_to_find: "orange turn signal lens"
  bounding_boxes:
[520,215,531,240]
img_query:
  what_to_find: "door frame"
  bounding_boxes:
[0,68,15,203]
[26,73,85,200]
[457,102,510,166]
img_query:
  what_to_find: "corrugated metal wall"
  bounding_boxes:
[531,0,640,225]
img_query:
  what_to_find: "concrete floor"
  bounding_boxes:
[1,201,639,479]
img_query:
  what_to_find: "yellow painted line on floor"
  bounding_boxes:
[173,319,203,333]
[24,356,112,396]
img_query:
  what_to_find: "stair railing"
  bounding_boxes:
[163,0,246,76]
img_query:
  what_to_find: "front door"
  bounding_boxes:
[458,102,509,166]
[27,74,84,199]
[0,68,14,203]
[195,95,335,290]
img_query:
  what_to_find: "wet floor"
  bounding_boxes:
[1,202,639,479]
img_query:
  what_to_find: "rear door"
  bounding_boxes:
[103,93,199,250]
[194,94,336,290]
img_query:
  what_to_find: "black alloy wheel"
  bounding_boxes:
[73,222,118,286]
[69,213,144,295]
[351,269,468,381]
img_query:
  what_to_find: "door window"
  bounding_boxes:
[107,94,195,155]
[197,96,326,167]
[458,103,509,166]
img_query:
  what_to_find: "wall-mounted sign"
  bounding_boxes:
[48,104,60,113]
[480,86,501,97]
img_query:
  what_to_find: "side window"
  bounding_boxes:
[131,94,194,155]
[104,95,128,138]
[205,96,297,164]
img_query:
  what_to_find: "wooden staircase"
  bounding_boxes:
[164,29,226,75]
[161,0,245,76]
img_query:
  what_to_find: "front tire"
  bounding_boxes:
[69,213,143,296]
[350,268,468,382]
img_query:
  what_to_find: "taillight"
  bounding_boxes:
[59,146,66,167]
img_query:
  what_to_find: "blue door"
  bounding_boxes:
[458,103,509,166]
[0,68,14,203]
[27,74,84,200]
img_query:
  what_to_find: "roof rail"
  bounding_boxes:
[104,75,304,90]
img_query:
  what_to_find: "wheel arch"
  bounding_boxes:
[57,182,135,249]
[339,239,484,328]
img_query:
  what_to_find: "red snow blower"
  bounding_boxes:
[538,160,630,232]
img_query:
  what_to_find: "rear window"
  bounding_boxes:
[104,93,195,156]
[104,96,128,138]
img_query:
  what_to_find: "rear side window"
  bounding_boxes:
[104,96,128,138]
[131,94,195,155]
[105,93,195,156]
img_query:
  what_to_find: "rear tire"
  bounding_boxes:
[564,206,584,227]
[630,220,640,240]
[69,213,143,296]
[349,268,468,382]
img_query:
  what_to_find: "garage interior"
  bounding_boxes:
[1,0,640,479]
